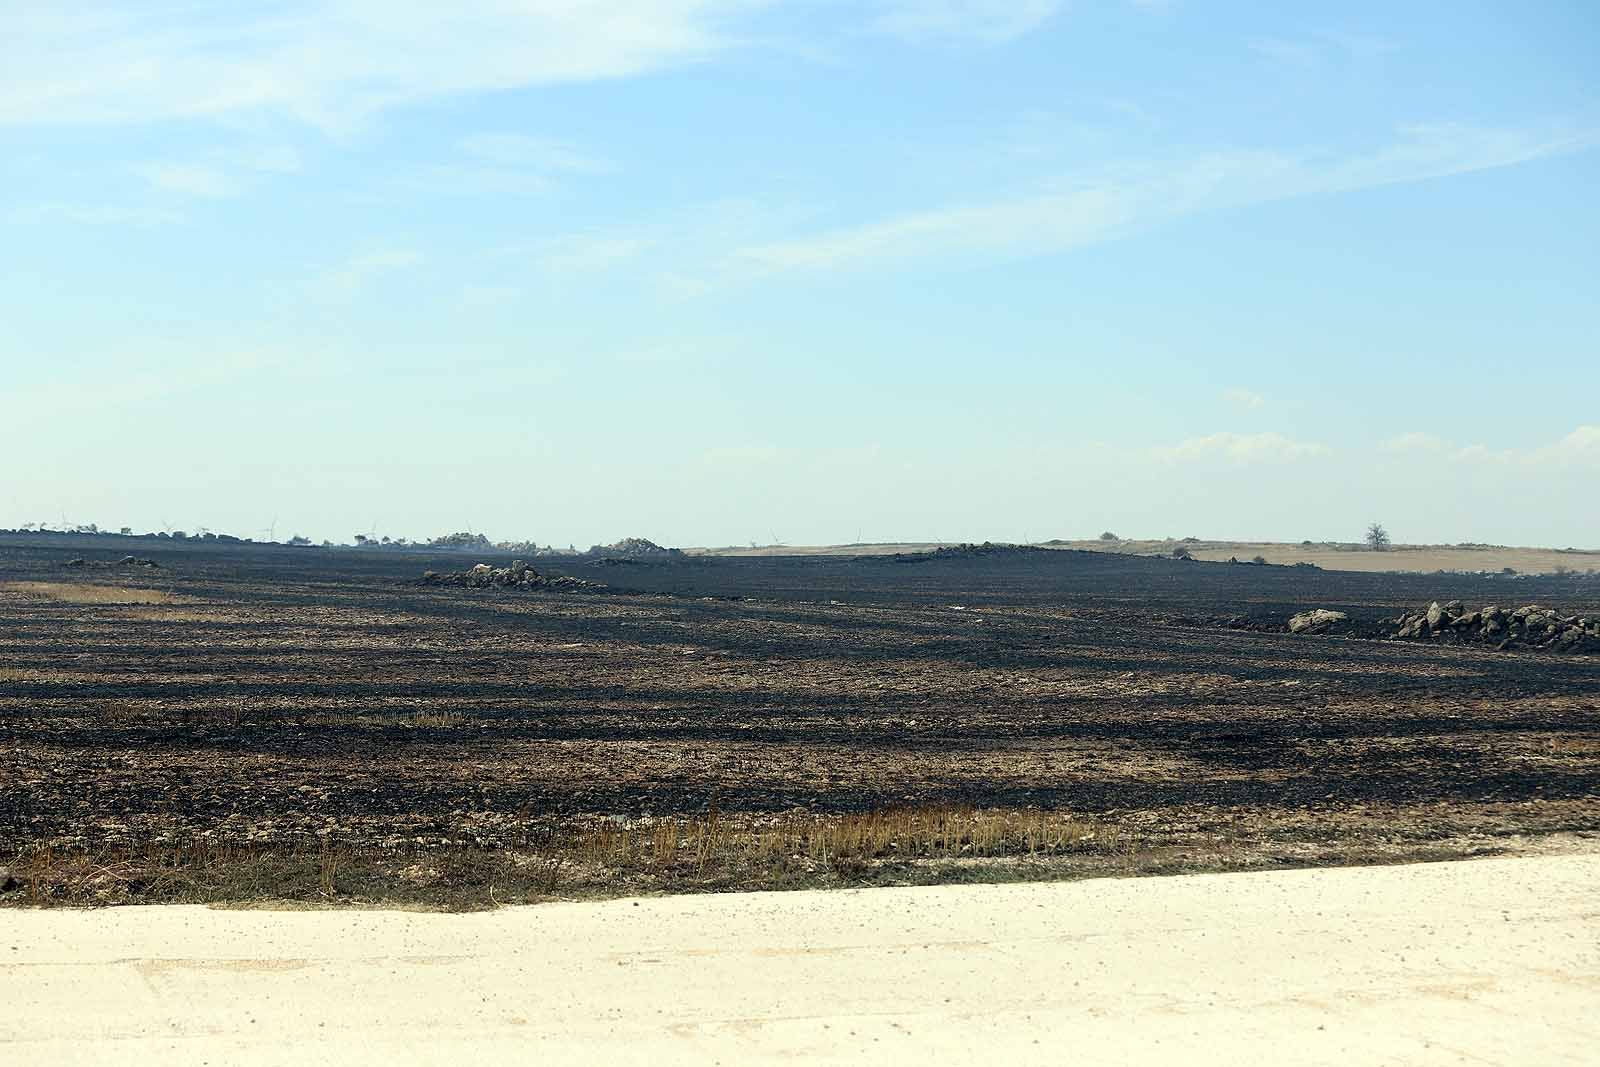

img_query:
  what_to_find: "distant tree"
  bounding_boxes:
[1171,546,1192,560]
[1099,531,1119,541]
[288,535,312,547]
[1365,523,1391,551]
[428,531,492,550]
[1251,554,1267,565]
[119,527,133,536]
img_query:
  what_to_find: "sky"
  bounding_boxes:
[3,1,1597,549]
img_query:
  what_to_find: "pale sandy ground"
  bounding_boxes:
[694,539,1600,574]
[5,852,1599,1066]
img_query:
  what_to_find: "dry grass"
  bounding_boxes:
[2,582,174,605]
[121,608,235,623]
[571,805,1118,875]
[0,668,107,684]
[3,805,1129,909]
[691,540,1600,575]
[396,711,467,728]
[1054,540,1600,575]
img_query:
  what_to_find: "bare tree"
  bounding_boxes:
[1365,522,1391,551]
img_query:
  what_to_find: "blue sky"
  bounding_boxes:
[3,1,1597,548]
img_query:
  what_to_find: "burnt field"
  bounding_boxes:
[2,535,1597,906]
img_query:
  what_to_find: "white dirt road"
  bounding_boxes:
[4,853,1598,1065]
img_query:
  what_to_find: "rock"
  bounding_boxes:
[1452,611,1481,629]
[1443,599,1465,616]
[1289,609,1348,634]
[1497,638,1520,652]
[64,558,86,568]
[1484,618,1504,637]
[0,867,15,892]
[1425,602,1446,630]
[417,564,605,594]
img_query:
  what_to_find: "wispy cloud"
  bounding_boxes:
[459,133,613,175]
[1222,387,1265,410]
[390,133,615,199]
[735,122,1596,273]
[309,248,426,299]
[1380,431,1450,454]
[5,201,182,227]
[133,144,304,200]
[869,0,1063,43]
[135,163,239,198]
[1253,29,1398,67]
[1,2,748,130]
[535,233,653,274]
[1384,426,1600,468]
[1154,432,1332,463]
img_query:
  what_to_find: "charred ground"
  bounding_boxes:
[2,535,1596,905]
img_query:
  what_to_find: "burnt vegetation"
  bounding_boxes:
[1,533,1596,906]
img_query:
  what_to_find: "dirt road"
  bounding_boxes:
[5,852,1597,1065]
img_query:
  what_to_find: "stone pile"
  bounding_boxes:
[1390,600,1598,653]
[62,555,161,569]
[418,560,606,592]
[588,537,681,559]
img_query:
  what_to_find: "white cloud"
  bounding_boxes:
[1381,426,1600,468]
[135,163,239,198]
[310,248,426,298]
[459,133,613,174]
[870,0,1062,43]
[240,145,304,174]
[535,234,653,274]
[390,134,615,199]
[734,123,1595,273]
[1222,387,1265,410]
[5,201,182,227]
[132,144,304,200]
[1380,431,1449,454]
[0,2,747,130]
[1154,432,1332,464]
[1555,425,1600,455]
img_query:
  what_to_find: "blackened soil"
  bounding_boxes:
[2,535,1597,857]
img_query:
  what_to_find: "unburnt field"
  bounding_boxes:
[2,534,1597,907]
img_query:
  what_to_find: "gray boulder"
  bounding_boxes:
[1289,609,1348,634]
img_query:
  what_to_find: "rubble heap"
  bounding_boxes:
[588,537,681,559]
[63,556,161,569]
[418,560,606,592]
[1390,600,1598,653]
